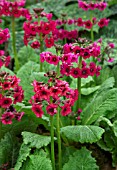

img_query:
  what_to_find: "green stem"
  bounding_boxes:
[0,108,2,141]
[50,116,55,170]
[76,56,82,112]
[11,16,20,71]
[40,33,43,72]
[90,13,97,83]
[59,119,69,146]
[91,26,94,42]
[56,52,62,170]
[56,108,62,170]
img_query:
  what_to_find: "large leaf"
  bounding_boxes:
[81,88,117,125]
[81,86,100,95]
[14,144,31,170]
[22,131,51,149]
[17,45,39,66]
[94,77,115,99]
[61,125,104,143]
[0,133,20,167]
[17,61,47,101]
[63,147,99,170]
[113,120,117,137]
[23,154,52,170]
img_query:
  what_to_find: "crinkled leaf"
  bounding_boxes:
[22,131,51,149]
[14,144,31,170]
[94,77,115,99]
[81,88,117,125]
[23,155,52,170]
[71,76,94,89]
[63,147,99,170]
[17,45,39,66]
[61,125,104,143]
[0,132,20,169]
[81,86,100,95]
[17,61,47,101]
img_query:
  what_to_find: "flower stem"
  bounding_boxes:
[56,51,62,170]
[50,116,55,170]
[76,56,82,112]
[40,33,43,72]
[0,108,2,141]
[11,16,20,71]
[56,108,62,170]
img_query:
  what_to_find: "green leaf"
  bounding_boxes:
[63,147,99,170]
[113,120,117,137]
[81,86,100,95]
[61,125,104,143]
[14,144,31,170]
[23,154,52,170]
[113,65,117,88]
[17,45,39,66]
[81,88,117,125]
[71,76,94,89]
[22,131,51,149]
[17,61,47,101]
[94,77,115,99]
[95,117,113,127]
[0,133,20,167]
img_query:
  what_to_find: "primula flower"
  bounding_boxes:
[77,18,84,27]
[1,112,14,125]
[32,104,44,118]
[60,64,71,76]
[98,18,110,28]
[45,37,54,48]
[1,97,12,108]
[46,104,57,116]
[70,67,81,78]
[50,55,59,65]
[2,81,11,90]
[108,43,115,48]
[61,104,72,116]
[81,67,89,78]
[14,112,24,121]
[84,20,93,29]
[89,62,96,76]
[31,41,40,49]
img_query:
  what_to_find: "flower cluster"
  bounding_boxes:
[0,0,31,19]
[78,0,107,11]
[77,17,109,29]
[0,28,10,44]
[0,28,11,68]
[40,52,60,65]
[53,29,78,41]
[56,17,109,30]
[30,71,78,117]
[23,12,56,48]
[0,72,24,124]
[40,40,102,78]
